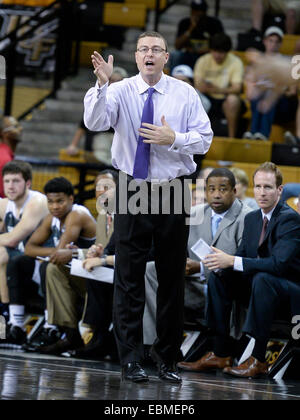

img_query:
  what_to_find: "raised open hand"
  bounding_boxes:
[91,51,114,87]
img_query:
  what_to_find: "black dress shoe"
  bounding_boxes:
[158,362,182,383]
[122,362,149,383]
[37,328,83,355]
[150,347,182,383]
[71,333,108,359]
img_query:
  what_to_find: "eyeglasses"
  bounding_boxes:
[136,47,166,55]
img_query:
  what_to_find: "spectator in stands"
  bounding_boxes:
[194,33,244,138]
[250,0,285,34]
[250,0,300,34]
[22,177,96,353]
[230,167,259,209]
[243,49,296,114]
[144,168,252,348]
[0,161,49,323]
[66,67,128,161]
[286,1,300,34]
[169,0,224,73]
[0,116,22,198]
[243,26,298,140]
[178,162,300,379]
[2,176,96,347]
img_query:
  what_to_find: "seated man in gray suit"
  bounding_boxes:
[143,167,252,347]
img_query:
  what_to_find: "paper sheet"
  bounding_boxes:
[191,238,213,260]
[70,258,114,284]
[191,238,220,273]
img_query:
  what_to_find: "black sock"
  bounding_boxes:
[214,335,232,358]
[252,338,268,363]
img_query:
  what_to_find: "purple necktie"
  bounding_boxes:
[133,87,155,179]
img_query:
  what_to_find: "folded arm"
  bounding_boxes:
[0,196,49,248]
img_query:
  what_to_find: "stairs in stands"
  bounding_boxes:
[17,69,95,159]
[17,0,251,159]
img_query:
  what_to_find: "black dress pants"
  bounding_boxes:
[83,278,114,339]
[207,270,291,355]
[113,174,190,365]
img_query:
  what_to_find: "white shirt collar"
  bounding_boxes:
[211,209,228,220]
[261,206,276,221]
[136,72,166,95]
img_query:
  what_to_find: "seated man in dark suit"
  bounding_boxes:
[178,162,300,378]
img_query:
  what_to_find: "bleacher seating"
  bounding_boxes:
[124,0,167,9]
[205,137,272,164]
[280,34,300,56]
[71,41,108,67]
[103,2,147,28]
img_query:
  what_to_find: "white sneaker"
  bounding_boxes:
[284,131,297,145]
[254,132,268,141]
[242,131,253,139]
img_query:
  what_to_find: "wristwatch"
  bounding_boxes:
[100,255,107,266]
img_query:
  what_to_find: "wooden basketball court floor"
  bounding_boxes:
[0,349,300,401]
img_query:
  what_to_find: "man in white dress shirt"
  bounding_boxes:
[83,31,213,383]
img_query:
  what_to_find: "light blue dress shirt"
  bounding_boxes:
[84,72,213,182]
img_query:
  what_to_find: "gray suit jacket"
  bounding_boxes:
[188,199,252,278]
[185,199,252,316]
[143,199,253,345]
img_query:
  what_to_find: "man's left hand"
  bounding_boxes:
[139,116,175,146]
[203,247,235,270]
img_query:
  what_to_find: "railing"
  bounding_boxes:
[0,0,82,117]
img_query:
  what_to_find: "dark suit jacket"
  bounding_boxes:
[236,201,300,316]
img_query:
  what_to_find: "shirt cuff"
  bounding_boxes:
[96,81,108,97]
[233,256,244,272]
[168,132,186,152]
